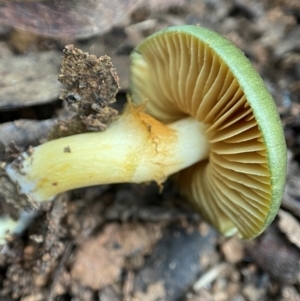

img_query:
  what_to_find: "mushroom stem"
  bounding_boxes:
[6,104,209,202]
[0,211,37,246]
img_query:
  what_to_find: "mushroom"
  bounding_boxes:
[2,25,286,240]
[0,211,37,245]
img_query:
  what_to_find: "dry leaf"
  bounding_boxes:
[0,0,139,38]
[71,223,159,290]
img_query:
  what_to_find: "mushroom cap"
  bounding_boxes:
[129,25,287,239]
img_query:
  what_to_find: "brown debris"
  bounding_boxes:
[281,286,300,301]
[0,163,36,216]
[71,223,161,290]
[246,225,300,284]
[278,209,300,249]
[0,195,69,300]
[133,282,166,301]
[0,119,54,151]
[49,45,120,138]
[133,224,218,301]
[59,44,119,113]
[282,151,300,218]
[221,236,245,264]
[243,284,267,301]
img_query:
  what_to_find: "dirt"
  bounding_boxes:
[0,0,300,300]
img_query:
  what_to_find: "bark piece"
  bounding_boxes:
[0,51,61,110]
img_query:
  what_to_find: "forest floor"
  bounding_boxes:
[0,0,300,300]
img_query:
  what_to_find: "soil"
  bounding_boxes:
[0,0,300,300]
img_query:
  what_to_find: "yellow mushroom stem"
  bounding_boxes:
[6,104,210,202]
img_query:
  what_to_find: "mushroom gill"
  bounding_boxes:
[130,27,275,239]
